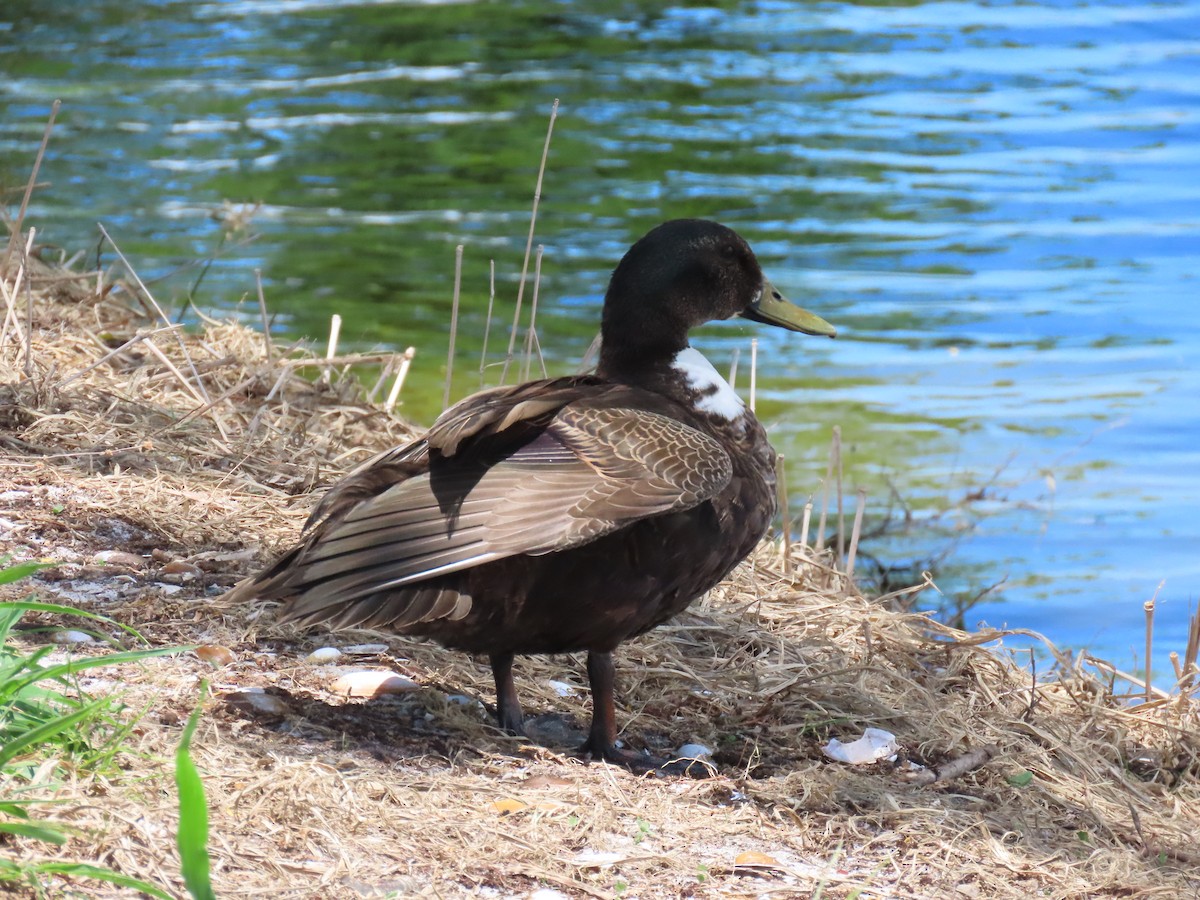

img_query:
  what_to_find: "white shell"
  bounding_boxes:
[671,347,746,420]
[342,643,389,655]
[331,670,420,697]
[222,688,290,718]
[52,630,95,644]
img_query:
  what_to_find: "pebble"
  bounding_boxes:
[331,670,420,697]
[52,629,95,644]
[304,647,343,665]
[196,645,236,667]
[222,688,290,720]
[93,550,145,568]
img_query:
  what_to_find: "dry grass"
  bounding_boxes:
[2,236,1199,900]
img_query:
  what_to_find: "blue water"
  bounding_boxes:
[1,0,1198,682]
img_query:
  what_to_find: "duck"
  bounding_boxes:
[226,219,835,773]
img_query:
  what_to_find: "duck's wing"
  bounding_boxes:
[241,389,732,629]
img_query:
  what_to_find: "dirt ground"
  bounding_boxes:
[2,241,1199,899]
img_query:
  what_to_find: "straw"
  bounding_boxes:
[500,99,558,384]
[4,200,1200,900]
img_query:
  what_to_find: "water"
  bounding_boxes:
[2,0,1198,680]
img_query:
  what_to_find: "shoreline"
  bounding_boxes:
[1,237,1198,898]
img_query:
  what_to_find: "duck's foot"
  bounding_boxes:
[579,650,717,777]
[578,738,715,778]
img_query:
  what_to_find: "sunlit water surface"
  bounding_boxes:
[2,0,1198,681]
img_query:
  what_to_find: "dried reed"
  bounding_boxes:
[520,245,545,382]
[1,245,1198,900]
[776,453,791,574]
[500,99,558,384]
[479,259,496,387]
[1,100,58,275]
[253,268,273,363]
[749,337,758,412]
[321,313,342,385]
[444,243,464,410]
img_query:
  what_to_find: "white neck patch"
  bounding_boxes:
[671,347,746,421]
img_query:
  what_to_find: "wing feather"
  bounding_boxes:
[239,386,732,631]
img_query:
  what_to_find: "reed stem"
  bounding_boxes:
[480,259,495,388]
[501,99,558,384]
[444,244,463,410]
[776,453,791,574]
[1143,580,1165,703]
[322,314,342,385]
[749,337,758,412]
[846,488,867,579]
[385,347,416,414]
[22,228,35,379]
[254,268,273,363]
[2,99,58,275]
[834,425,844,563]
[520,245,544,382]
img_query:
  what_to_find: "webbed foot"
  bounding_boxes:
[579,737,715,778]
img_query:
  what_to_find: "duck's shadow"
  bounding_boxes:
[223,682,589,766]
[221,682,718,777]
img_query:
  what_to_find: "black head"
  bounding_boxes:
[599,219,835,372]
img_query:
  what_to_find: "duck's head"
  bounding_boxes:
[599,219,835,371]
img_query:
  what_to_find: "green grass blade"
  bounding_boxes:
[0,562,54,585]
[0,605,23,643]
[4,646,185,698]
[0,698,109,769]
[0,599,151,644]
[15,862,175,899]
[176,688,215,900]
[0,820,69,844]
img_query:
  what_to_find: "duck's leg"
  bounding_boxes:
[580,651,658,769]
[580,651,715,778]
[490,651,526,735]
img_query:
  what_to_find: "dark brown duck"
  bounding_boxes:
[226,219,836,772]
